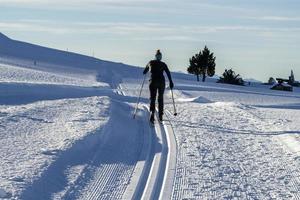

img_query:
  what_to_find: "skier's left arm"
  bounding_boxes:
[164,64,174,89]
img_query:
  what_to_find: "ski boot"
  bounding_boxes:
[149,113,155,124]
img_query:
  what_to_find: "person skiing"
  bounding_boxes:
[143,50,174,123]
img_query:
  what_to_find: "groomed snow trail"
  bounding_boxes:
[3,51,300,200]
[17,96,148,200]
[122,110,177,200]
[0,59,177,199]
[0,61,147,199]
[120,81,177,200]
[168,100,300,199]
[61,100,146,200]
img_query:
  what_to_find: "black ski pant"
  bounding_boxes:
[149,81,165,116]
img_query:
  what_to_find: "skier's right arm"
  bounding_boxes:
[143,62,150,74]
[164,64,174,89]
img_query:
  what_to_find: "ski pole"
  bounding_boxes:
[133,75,146,119]
[171,89,178,116]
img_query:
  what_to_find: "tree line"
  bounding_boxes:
[187,46,244,85]
[187,46,298,89]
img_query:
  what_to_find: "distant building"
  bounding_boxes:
[288,69,300,87]
[271,78,293,92]
[289,70,295,84]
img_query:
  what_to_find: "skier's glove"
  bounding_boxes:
[143,68,148,75]
[170,81,174,89]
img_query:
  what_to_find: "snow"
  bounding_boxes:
[161,80,300,199]
[0,188,10,198]
[122,76,300,199]
[0,63,106,87]
[0,96,111,198]
[1,32,300,199]
[167,101,300,199]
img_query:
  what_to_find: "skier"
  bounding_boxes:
[143,50,174,123]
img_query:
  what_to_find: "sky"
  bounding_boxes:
[0,0,300,81]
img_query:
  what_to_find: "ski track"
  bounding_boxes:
[120,81,177,200]
[139,110,167,200]
[167,101,300,200]
[60,99,146,200]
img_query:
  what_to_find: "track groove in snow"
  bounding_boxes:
[62,100,145,200]
[125,107,177,200]
[160,110,178,200]
[122,106,153,200]
[140,110,168,200]
[120,79,178,199]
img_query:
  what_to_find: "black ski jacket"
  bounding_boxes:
[143,60,173,84]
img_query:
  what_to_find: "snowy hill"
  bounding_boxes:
[0,32,143,87]
[0,32,102,68]
[0,32,204,86]
[1,33,300,199]
[0,32,116,69]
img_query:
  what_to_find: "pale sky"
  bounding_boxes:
[1,0,300,81]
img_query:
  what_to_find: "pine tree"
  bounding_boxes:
[268,77,276,85]
[187,55,201,81]
[218,68,244,85]
[187,46,216,82]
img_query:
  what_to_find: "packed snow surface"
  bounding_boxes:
[121,76,300,199]
[1,33,300,199]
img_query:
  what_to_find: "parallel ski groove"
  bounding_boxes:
[126,107,177,200]
[122,106,152,200]
[140,111,167,200]
[159,109,178,199]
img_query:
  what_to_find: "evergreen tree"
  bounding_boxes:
[268,77,276,85]
[187,46,216,82]
[187,55,201,81]
[218,68,244,85]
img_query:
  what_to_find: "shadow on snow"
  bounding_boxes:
[20,100,161,200]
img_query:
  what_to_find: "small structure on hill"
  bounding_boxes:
[288,70,300,87]
[271,78,293,92]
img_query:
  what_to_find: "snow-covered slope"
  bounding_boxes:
[1,33,300,199]
[0,33,147,199]
[0,32,143,88]
[0,32,121,71]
